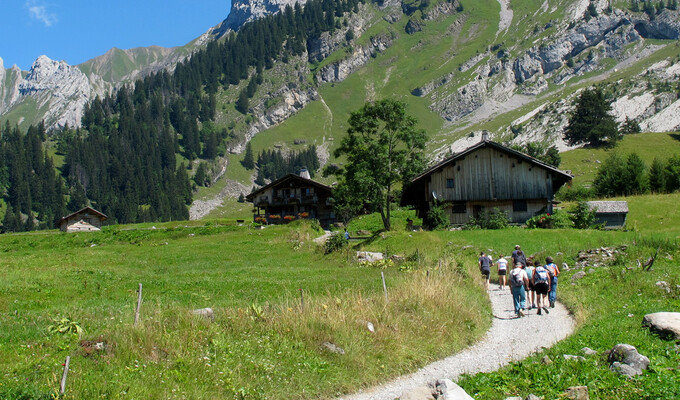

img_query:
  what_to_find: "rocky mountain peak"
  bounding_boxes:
[213,0,308,36]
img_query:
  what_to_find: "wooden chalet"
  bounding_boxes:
[59,207,108,232]
[402,138,573,225]
[246,170,335,228]
[586,201,628,228]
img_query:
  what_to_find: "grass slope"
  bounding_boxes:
[0,221,489,399]
[561,132,680,185]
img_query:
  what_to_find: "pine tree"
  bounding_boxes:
[242,142,255,169]
[235,90,249,114]
[564,88,620,147]
[649,157,666,193]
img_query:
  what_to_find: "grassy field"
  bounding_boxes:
[0,221,490,399]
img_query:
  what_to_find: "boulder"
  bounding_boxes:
[564,386,589,400]
[541,355,553,365]
[357,251,384,263]
[607,344,649,376]
[400,386,435,400]
[642,312,680,340]
[581,347,598,356]
[321,341,345,355]
[191,307,214,320]
[571,271,586,282]
[435,379,474,400]
[405,18,424,34]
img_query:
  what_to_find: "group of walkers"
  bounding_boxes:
[478,245,560,318]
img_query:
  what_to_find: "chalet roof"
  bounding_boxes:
[59,206,108,224]
[586,201,629,214]
[411,140,573,184]
[245,173,332,201]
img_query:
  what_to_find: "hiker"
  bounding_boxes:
[525,259,536,309]
[478,252,491,291]
[496,254,508,290]
[510,262,530,317]
[514,249,527,267]
[511,245,521,265]
[533,261,551,315]
[344,229,350,240]
[544,256,561,308]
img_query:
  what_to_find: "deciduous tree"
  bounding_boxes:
[332,99,427,230]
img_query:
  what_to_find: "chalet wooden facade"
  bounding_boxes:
[402,139,573,225]
[246,172,335,228]
[59,207,108,232]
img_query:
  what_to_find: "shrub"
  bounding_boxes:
[556,184,594,201]
[424,205,449,230]
[570,200,596,229]
[525,210,573,229]
[325,232,348,254]
[465,208,509,229]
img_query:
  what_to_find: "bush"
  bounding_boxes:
[570,200,596,229]
[424,205,449,230]
[556,184,594,201]
[465,208,509,229]
[525,210,573,229]
[325,232,348,254]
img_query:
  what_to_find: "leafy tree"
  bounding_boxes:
[242,142,255,169]
[593,152,627,197]
[649,157,666,192]
[563,88,620,147]
[332,99,427,230]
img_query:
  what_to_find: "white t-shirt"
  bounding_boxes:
[497,257,508,271]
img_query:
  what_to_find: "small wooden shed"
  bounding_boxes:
[586,201,628,228]
[59,207,108,232]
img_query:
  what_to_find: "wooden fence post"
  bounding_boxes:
[381,272,388,303]
[299,288,305,313]
[60,356,70,395]
[134,283,143,325]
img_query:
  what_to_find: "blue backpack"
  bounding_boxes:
[534,266,549,284]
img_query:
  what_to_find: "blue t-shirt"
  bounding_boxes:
[479,256,491,271]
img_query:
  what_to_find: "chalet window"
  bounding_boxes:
[513,200,528,212]
[452,201,467,214]
[446,178,455,188]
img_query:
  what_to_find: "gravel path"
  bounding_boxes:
[339,287,575,400]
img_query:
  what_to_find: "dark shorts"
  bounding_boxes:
[527,282,534,291]
[498,269,507,276]
[535,282,549,295]
[482,270,490,279]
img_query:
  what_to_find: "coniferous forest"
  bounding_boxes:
[0,0,365,231]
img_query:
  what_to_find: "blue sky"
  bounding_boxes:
[0,1,231,71]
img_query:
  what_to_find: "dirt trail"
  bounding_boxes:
[339,287,575,400]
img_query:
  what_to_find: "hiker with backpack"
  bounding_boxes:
[533,261,551,315]
[509,262,530,317]
[478,252,491,291]
[544,256,561,308]
[524,260,536,310]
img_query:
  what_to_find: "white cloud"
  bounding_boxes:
[26,1,58,27]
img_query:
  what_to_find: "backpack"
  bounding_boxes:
[545,263,558,278]
[534,266,549,284]
[510,269,524,287]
